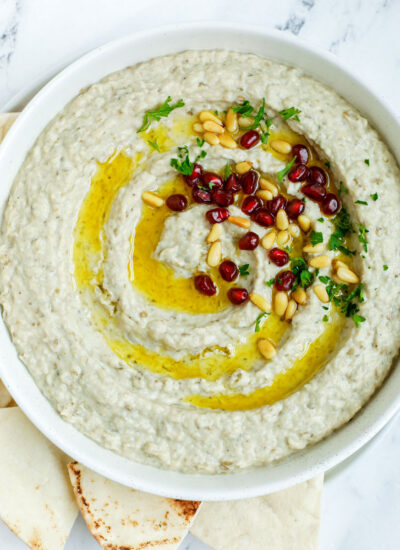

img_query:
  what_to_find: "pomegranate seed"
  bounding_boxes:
[240,170,259,194]
[206,207,230,224]
[202,172,224,190]
[212,189,234,207]
[194,274,217,296]
[321,193,341,216]
[268,247,289,267]
[286,199,305,219]
[166,194,188,211]
[192,187,212,203]
[224,173,242,193]
[252,209,275,227]
[301,182,327,202]
[219,260,239,282]
[267,195,287,216]
[288,163,309,183]
[274,270,296,291]
[241,195,263,215]
[292,144,309,165]
[307,166,327,186]
[238,231,259,250]
[184,163,202,187]
[240,130,260,149]
[228,287,249,305]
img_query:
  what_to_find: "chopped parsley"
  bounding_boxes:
[137,96,184,132]
[254,311,270,332]
[277,156,297,183]
[310,231,323,246]
[170,146,206,175]
[322,314,329,322]
[353,314,366,327]
[280,106,301,122]
[265,278,275,287]
[317,217,324,223]
[358,224,369,253]
[285,245,293,253]
[370,193,378,201]
[224,163,232,180]
[355,200,368,205]
[383,264,389,271]
[196,137,205,147]
[291,256,314,290]
[239,264,250,276]
[364,159,370,166]
[329,208,356,256]
[148,139,160,151]
[338,181,348,195]
[232,100,254,117]
[260,117,273,144]
[324,161,331,169]
[318,277,365,327]
[242,98,265,130]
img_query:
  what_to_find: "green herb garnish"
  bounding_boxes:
[339,181,348,195]
[364,159,370,166]
[196,137,205,147]
[370,193,378,201]
[254,311,270,332]
[318,277,365,327]
[352,314,366,328]
[280,106,301,122]
[356,200,368,205]
[137,96,184,132]
[358,224,369,253]
[265,278,275,287]
[170,146,206,175]
[239,264,250,276]
[324,161,331,169]
[329,208,356,256]
[148,139,160,151]
[242,98,265,130]
[277,156,297,183]
[383,264,388,271]
[232,100,254,117]
[224,163,232,180]
[291,257,314,290]
[322,314,329,322]
[310,231,323,246]
[317,217,324,223]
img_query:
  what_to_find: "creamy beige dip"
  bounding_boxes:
[1,50,399,474]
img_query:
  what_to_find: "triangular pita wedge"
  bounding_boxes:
[0,379,12,407]
[0,407,78,549]
[68,462,201,549]
[191,475,324,550]
[0,112,18,141]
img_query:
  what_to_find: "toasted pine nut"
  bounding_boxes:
[142,191,164,208]
[226,108,238,133]
[257,338,277,360]
[207,241,222,267]
[204,132,220,146]
[277,230,290,246]
[199,110,223,125]
[309,255,331,269]
[250,292,271,312]
[314,284,329,303]
[298,214,311,232]
[228,216,251,229]
[285,299,297,321]
[274,291,289,317]
[276,209,289,230]
[288,223,300,238]
[292,287,307,305]
[331,273,343,285]
[219,133,237,149]
[303,242,324,254]
[193,122,204,133]
[271,139,292,154]
[203,120,225,134]
[261,229,277,250]
[332,259,348,272]
[235,161,252,174]
[206,223,223,243]
[257,190,273,201]
[238,116,254,128]
[336,266,360,284]
[259,179,278,195]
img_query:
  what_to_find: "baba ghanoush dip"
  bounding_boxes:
[1,50,399,474]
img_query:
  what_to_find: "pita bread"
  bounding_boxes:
[68,462,201,549]
[0,407,78,549]
[191,475,324,550]
[0,379,12,407]
[0,112,18,141]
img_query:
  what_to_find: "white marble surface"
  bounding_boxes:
[0,0,399,548]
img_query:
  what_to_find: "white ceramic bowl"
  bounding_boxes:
[0,23,399,501]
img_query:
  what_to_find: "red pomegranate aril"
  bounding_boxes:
[252,209,275,227]
[206,207,230,224]
[224,173,242,194]
[241,195,263,215]
[288,163,309,183]
[321,193,341,216]
[192,187,212,204]
[267,195,287,216]
[212,189,234,207]
[219,260,239,282]
[228,287,249,305]
[166,194,188,212]
[301,182,327,203]
[307,166,327,186]
[286,198,305,219]
[292,144,309,165]
[202,172,224,190]
[274,270,296,291]
[194,274,217,296]
[238,231,259,250]
[240,170,259,194]
[268,247,289,267]
[240,130,260,149]
[184,163,202,187]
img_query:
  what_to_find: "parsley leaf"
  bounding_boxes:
[254,311,270,332]
[239,264,250,276]
[317,217,324,223]
[356,200,368,205]
[137,96,184,132]
[383,264,388,271]
[232,100,254,117]
[352,314,366,328]
[242,98,265,130]
[358,224,369,253]
[311,231,323,246]
[318,277,365,327]
[277,156,297,182]
[148,139,160,151]
[370,193,378,201]
[224,163,232,180]
[196,137,205,147]
[265,278,275,287]
[170,146,206,175]
[324,161,331,169]
[322,314,329,322]
[339,181,348,195]
[329,208,356,256]
[364,159,370,166]
[280,106,301,122]
[291,256,314,290]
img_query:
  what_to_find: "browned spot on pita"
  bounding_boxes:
[170,499,201,521]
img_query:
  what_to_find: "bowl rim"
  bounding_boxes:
[0,21,399,501]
